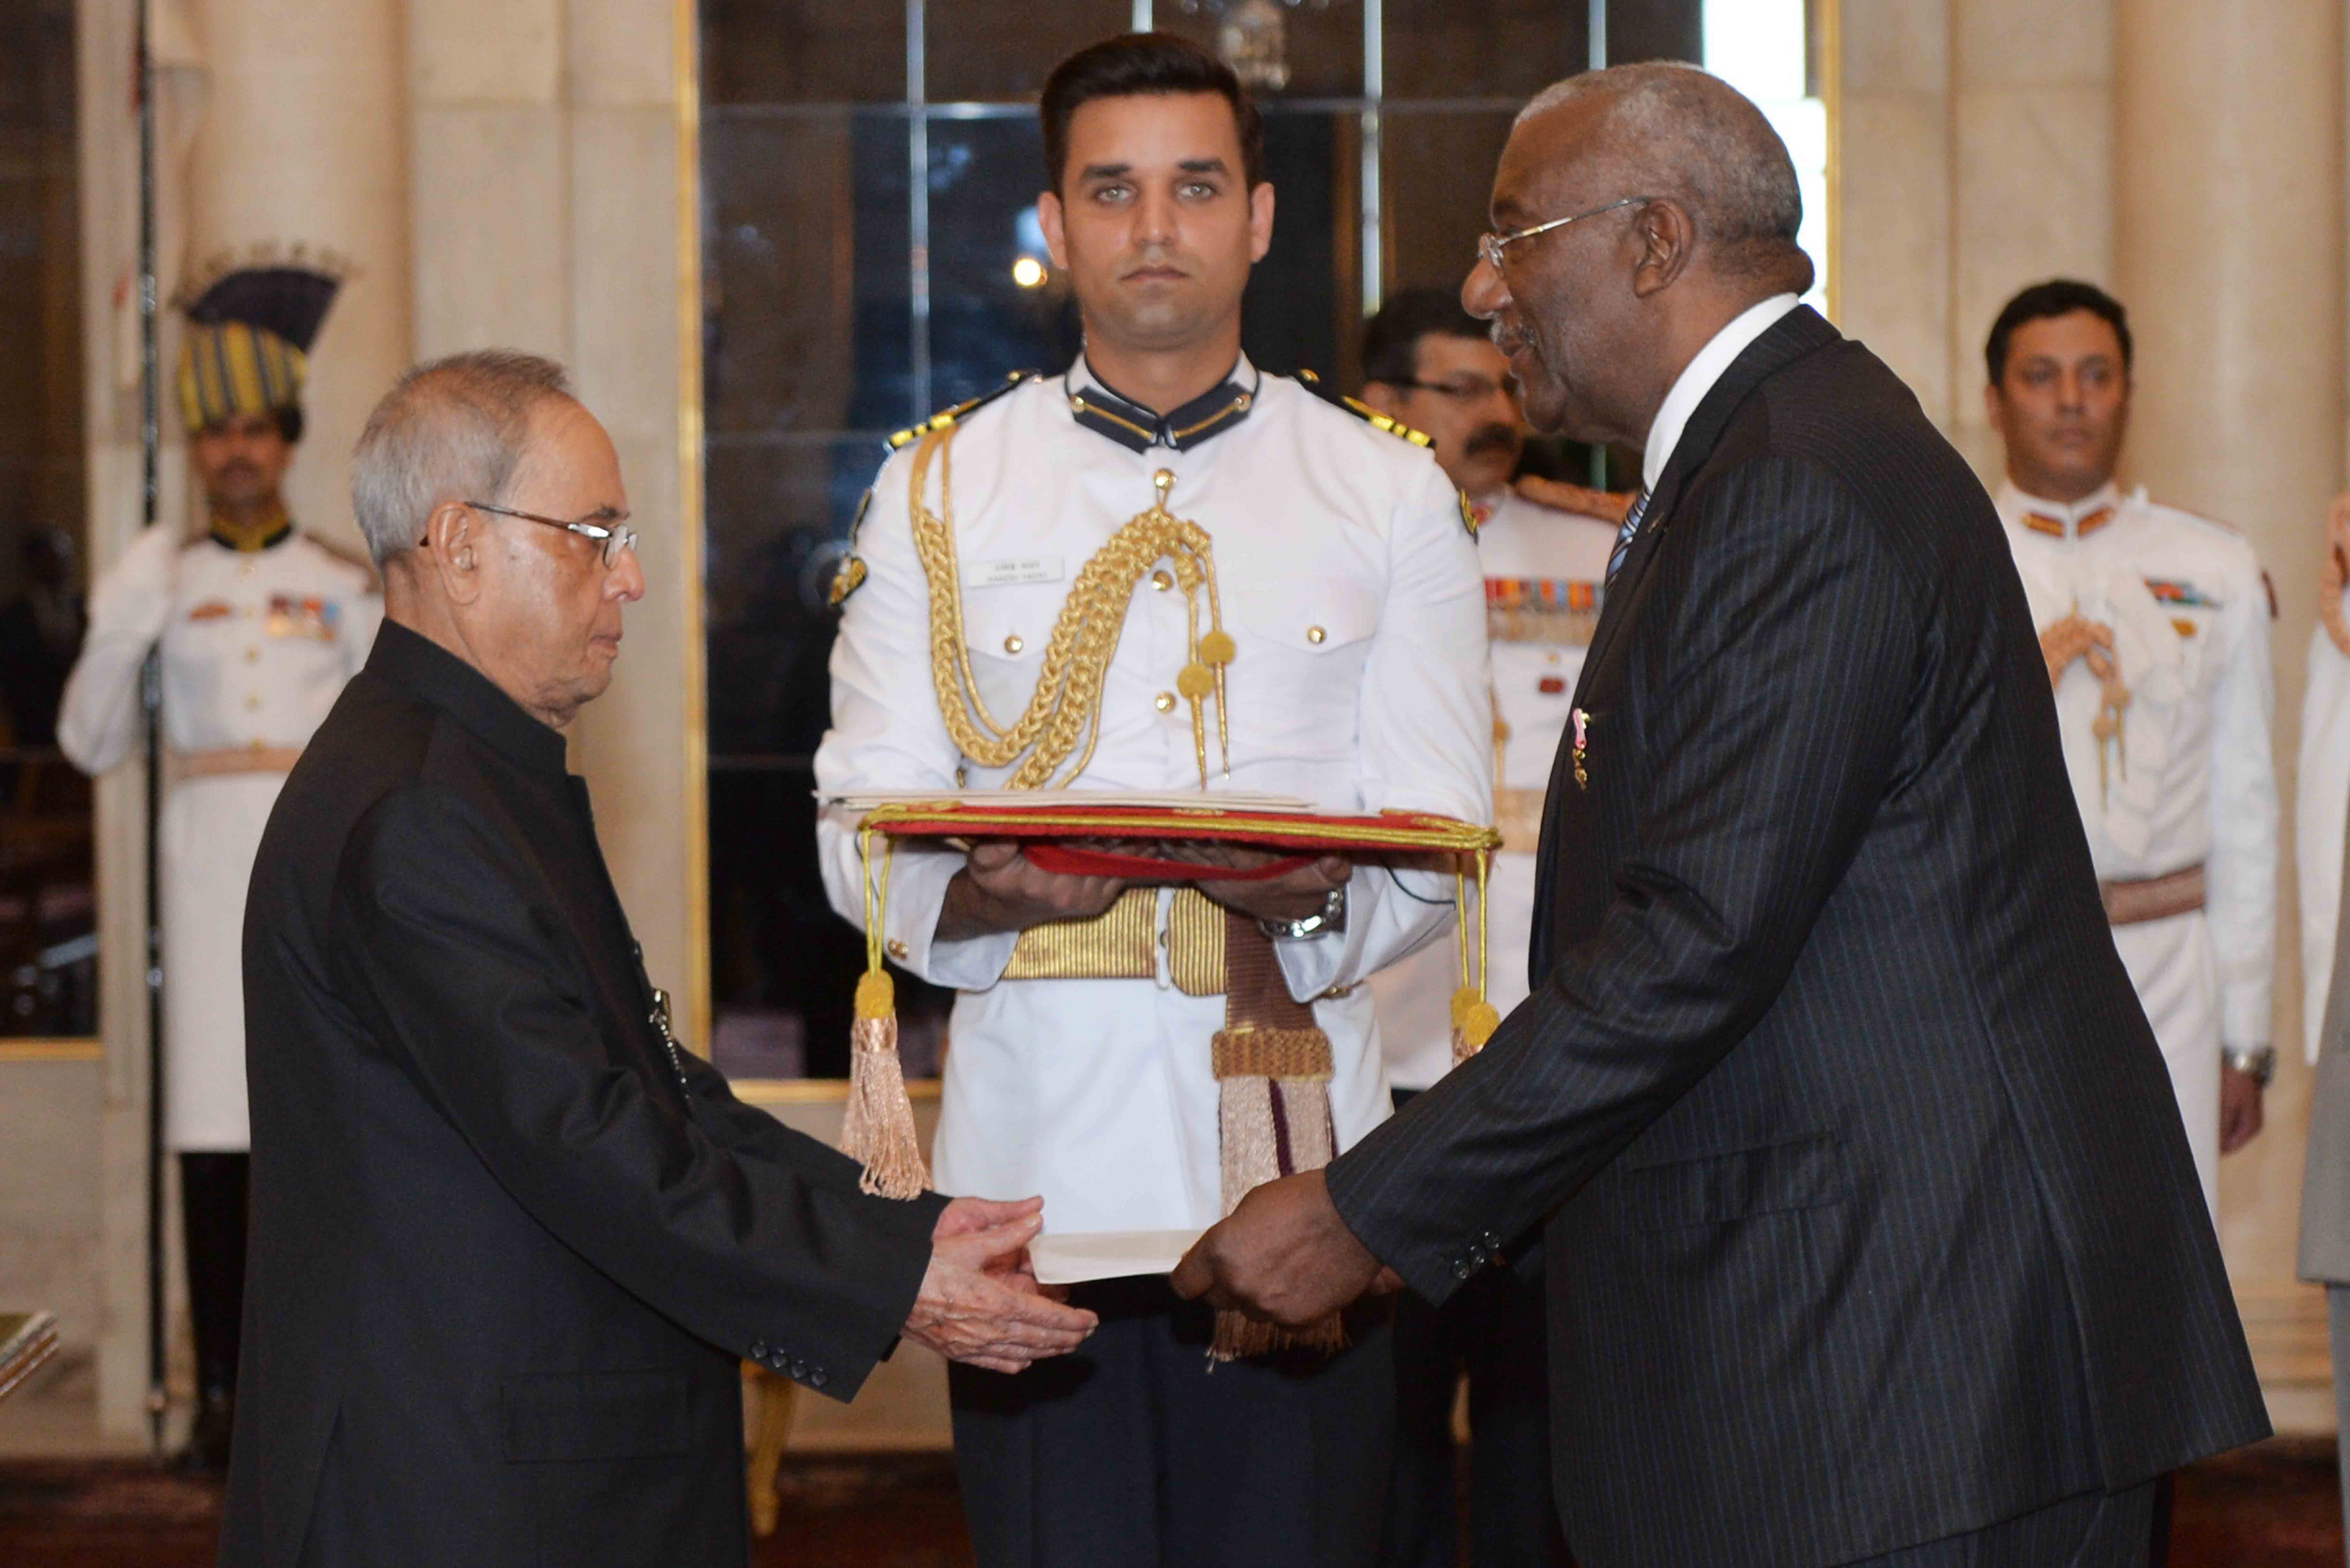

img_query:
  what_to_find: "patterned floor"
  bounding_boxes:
[0,1442,2334,1566]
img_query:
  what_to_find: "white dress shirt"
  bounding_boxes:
[815,357,1491,1233]
[1994,479,2276,1213]
[1642,293,1802,491]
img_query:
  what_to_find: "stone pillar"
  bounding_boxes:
[2115,0,2347,1432]
[186,0,412,551]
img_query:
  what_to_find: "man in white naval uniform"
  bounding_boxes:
[815,35,1486,1568]
[56,265,380,1466]
[1985,279,2275,1215]
[1355,287,1619,1568]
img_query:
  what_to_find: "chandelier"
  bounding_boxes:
[1174,0,1334,93]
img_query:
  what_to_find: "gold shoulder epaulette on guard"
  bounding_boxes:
[1292,368,1433,448]
[885,370,1036,451]
[840,373,1037,608]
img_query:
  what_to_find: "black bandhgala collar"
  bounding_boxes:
[367,620,570,779]
[1065,358,1259,453]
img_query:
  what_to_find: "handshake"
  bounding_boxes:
[906,1171,1403,1376]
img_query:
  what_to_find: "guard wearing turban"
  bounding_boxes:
[57,261,382,1468]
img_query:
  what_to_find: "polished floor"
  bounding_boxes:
[0,1441,2340,1566]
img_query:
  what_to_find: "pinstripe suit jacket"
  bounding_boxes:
[1324,306,2267,1567]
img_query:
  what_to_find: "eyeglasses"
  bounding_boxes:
[1393,373,1521,403]
[1477,196,1652,273]
[438,501,640,567]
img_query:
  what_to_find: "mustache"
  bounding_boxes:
[1464,424,1521,457]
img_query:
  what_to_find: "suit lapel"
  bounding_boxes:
[1575,306,1843,688]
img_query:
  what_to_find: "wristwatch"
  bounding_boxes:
[1259,885,1347,941]
[2223,1044,2276,1089]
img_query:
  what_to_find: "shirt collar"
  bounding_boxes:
[366,620,570,778]
[1996,478,2125,543]
[1065,353,1259,453]
[1641,293,1802,493]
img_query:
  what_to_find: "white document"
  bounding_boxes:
[1027,1229,1204,1286]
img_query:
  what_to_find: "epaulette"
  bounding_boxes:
[1292,368,1433,448]
[885,370,1037,452]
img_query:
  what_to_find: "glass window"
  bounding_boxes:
[925,0,1135,103]
[0,0,91,1038]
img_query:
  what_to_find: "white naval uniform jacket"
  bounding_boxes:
[1995,480,2276,1212]
[1368,486,1620,1092]
[814,358,1491,1234]
[57,523,381,1150]
[2299,608,2350,1067]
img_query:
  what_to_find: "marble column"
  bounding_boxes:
[2116,0,2347,1432]
[185,0,413,551]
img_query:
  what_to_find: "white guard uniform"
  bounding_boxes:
[1995,480,2276,1211]
[57,523,381,1151]
[1368,486,1620,1091]
[815,358,1491,1234]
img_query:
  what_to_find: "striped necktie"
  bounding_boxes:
[1605,487,1653,586]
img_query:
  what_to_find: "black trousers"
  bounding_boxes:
[1841,1482,2159,1567]
[179,1151,248,1400]
[1378,1088,1569,1568]
[948,1276,1393,1568]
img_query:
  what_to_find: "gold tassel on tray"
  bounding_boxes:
[1451,854,1500,1066]
[841,828,929,1199]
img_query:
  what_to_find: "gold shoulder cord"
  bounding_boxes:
[907,422,1236,789]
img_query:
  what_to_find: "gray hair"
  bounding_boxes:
[1517,62,1803,280]
[350,349,573,566]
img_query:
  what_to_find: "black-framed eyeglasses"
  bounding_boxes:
[1477,196,1653,272]
[1392,373,1521,403]
[430,501,639,567]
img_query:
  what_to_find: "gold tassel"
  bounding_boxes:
[840,830,928,1198]
[842,971,928,1199]
[1450,854,1501,1064]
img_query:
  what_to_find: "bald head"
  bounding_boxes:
[1462,64,1811,447]
[1517,63,1809,290]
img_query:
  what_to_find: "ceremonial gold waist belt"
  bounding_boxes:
[171,745,303,780]
[1004,887,1229,991]
[2101,863,2205,926]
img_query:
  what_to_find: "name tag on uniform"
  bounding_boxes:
[966,556,1064,588]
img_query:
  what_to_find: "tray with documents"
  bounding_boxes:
[828,791,1499,880]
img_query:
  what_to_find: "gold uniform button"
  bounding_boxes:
[1154,691,1176,713]
[1151,570,1174,592]
[1003,633,1024,655]
[244,695,261,711]
[1306,625,1327,645]
[245,648,260,664]
[886,939,909,961]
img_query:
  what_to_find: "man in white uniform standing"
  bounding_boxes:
[815,34,1487,1567]
[1984,278,2275,1213]
[1356,287,1619,1568]
[57,264,380,1466]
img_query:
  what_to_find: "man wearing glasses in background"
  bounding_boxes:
[1355,285,1619,1568]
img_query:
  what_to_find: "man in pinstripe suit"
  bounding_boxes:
[1176,62,2267,1566]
